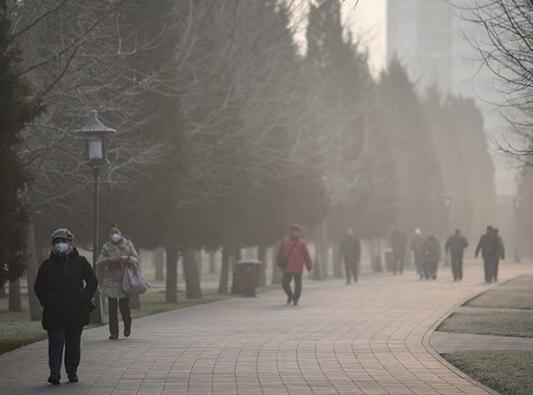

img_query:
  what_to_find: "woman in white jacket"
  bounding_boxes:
[97,224,139,339]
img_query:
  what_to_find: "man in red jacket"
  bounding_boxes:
[276,224,313,306]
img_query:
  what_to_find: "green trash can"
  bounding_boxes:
[236,259,262,297]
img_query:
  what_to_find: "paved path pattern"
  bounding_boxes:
[1,264,532,395]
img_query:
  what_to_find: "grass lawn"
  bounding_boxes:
[467,275,533,310]
[438,310,533,338]
[444,351,533,395]
[0,303,46,355]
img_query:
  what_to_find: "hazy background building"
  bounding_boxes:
[387,0,513,196]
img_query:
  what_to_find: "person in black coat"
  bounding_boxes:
[390,228,408,275]
[475,226,499,283]
[422,234,440,280]
[339,229,361,284]
[445,229,468,281]
[34,228,98,385]
[493,228,505,282]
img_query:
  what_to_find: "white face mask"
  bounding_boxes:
[53,242,70,255]
[110,233,122,243]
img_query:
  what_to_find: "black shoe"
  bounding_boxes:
[68,374,79,383]
[286,295,292,305]
[124,319,132,338]
[48,374,60,385]
[109,335,118,340]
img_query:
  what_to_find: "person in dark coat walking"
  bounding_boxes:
[276,225,313,306]
[390,228,408,275]
[493,228,505,282]
[410,228,425,278]
[445,229,468,281]
[34,228,98,385]
[422,234,440,280]
[339,229,361,284]
[475,226,499,283]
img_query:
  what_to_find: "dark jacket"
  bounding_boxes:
[423,236,440,263]
[410,235,425,259]
[475,233,499,259]
[496,235,505,260]
[34,248,98,330]
[390,229,408,253]
[445,234,468,258]
[340,235,361,264]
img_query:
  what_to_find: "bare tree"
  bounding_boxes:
[457,0,533,162]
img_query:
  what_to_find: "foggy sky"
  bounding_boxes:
[342,0,386,75]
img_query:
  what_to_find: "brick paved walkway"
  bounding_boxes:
[1,264,532,395]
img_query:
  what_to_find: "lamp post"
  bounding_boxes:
[513,196,521,263]
[76,110,116,324]
[443,193,452,267]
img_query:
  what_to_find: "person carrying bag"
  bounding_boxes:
[97,224,141,340]
[275,224,313,306]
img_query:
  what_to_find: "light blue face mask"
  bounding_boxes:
[53,242,70,255]
[110,233,122,243]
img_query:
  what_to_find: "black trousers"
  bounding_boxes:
[423,259,438,279]
[108,298,131,337]
[344,260,359,283]
[392,250,404,275]
[282,272,302,302]
[451,255,463,281]
[483,257,498,282]
[47,325,83,376]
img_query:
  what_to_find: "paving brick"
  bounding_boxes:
[1,264,530,394]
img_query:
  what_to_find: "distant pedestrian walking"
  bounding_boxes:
[493,228,505,282]
[340,228,361,284]
[422,234,440,280]
[390,228,408,275]
[410,228,425,278]
[34,228,98,385]
[276,224,313,306]
[475,226,500,283]
[445,229,468,281]
[97,224,140,340]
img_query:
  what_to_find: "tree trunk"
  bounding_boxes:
[165,245,178,303]
[208,251,217,275]
[272,245,282,285]
[320,220,329,279]
[26,219,42,320]
[130,293,141,309]
[333,243,343,278]
[8,279,22,312]
[195,250,202,282]
[218,246,230,294]
[313,224,322,280]
[230,249,241,295]
[183,250,202,299]
[258,244,267,287]
[154,247,165,281]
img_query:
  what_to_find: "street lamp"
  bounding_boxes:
[76,110,116,324]
[513,196,521,263]
[443,193,453,267]
[442,193,453,232]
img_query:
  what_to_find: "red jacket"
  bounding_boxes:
[276,236,313,274]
